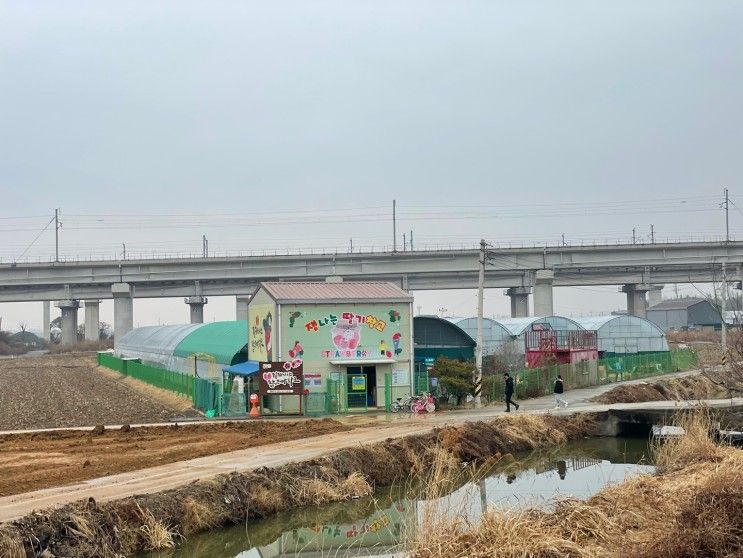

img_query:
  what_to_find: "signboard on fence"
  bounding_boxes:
[392,367,409,386]
[304,372,322,388]
[350,375,366,391]
[258,362,304,395]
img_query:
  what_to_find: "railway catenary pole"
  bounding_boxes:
[474,238,485,408]
[54,208,60,262]
[725,188,730,242]
[722,259,727,355]
[392,199,397,252]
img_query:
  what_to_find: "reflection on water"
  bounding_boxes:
[144,437,653,558]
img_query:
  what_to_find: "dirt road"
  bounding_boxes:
[3,395,743,523]
[0,419,352,497]
[0,353,199,430]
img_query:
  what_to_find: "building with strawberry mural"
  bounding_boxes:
[247,280,413,411]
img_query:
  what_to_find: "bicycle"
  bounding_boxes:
[391,394,414,413]
[411,392,436,414]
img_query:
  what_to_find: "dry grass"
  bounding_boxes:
[49,340,113,353]
[651,409,724,473]
[250,483,285,515]
[289,471,373,505]
[137,504,179,551]
[181,498,223,536]
[8,413,593,557]
[65,512,97,541]
[408,410,743,558]
[0,527,25,558]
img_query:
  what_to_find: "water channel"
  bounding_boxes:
[143,437,654,558]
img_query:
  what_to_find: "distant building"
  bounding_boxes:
[646,298,721,331]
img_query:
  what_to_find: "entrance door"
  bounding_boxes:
[346,367,367,409]
[362,365,377,407]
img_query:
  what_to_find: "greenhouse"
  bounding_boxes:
[456,316,584,357]
[456,317,516,356]
[114,321,249,378]
[575,315,668,356]
[413,315,476,362]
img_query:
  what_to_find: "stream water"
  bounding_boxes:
[143,437,653,558]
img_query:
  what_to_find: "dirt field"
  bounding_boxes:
[0,353,200,431]
[0,419,353,497]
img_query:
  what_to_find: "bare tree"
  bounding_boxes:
[17,321,28,333]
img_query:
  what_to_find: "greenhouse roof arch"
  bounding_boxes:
[115,321,249,372]
[575,315,668,354]
[493,316,586,336]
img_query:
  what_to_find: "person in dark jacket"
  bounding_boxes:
[503,373,519,412]
[553,374,568,409]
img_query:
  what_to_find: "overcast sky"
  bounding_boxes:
[1,1,742,331]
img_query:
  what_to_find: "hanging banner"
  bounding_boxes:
[249,304,274,361]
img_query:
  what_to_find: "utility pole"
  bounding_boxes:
[725,188,730,242]
[54,208,60,262]
[475,239,486,408]
[632,228,636,244]
[410,230,414,251]
[650,224,655,244]
[403,233,407,251]
[392,200,397,252]
[722,260,727,354]
[349,238,353,253]
[561,233,565,246]
[122,243,126,260]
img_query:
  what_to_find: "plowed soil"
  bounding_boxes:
[0,419,353,497]
[0,353,200,430]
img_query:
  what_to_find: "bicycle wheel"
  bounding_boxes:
[425,402,436,413]
[391,401,401,413]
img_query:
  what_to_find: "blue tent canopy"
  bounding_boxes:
[222,360,260,376]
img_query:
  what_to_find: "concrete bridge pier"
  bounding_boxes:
[42,301,51,342]
[186,296,207,324]
[621,284,651,318]
[533,270,554,316]
[55,300,79,346]
[84,300,100,341]
[505,286,531,318]
[648,285,664,307]
[112,283,133,340]
[236,295,251,322]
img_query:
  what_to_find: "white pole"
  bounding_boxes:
[722,260,727,354]
[475,239,485,407]
[392,200,397,252]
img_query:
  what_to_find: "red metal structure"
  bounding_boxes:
[524,329,598,368]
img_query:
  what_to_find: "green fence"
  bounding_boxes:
[97,352,125,373]
[98,352,195,401]
[303,393,331,416]
[490,348,698,402]
[126,360,195,399]
[414,366,429,395]
[326,378,343,414]
[195,377,222,415]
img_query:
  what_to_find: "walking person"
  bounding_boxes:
[503,373,519,412]
[553,374,568,409]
